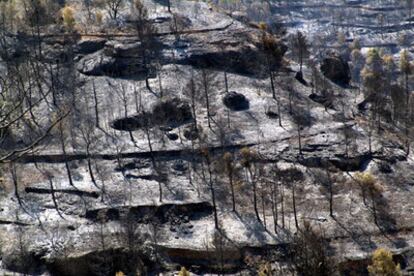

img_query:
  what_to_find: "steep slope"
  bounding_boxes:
[0,0,414,275]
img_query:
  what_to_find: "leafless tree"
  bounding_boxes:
[290,221,335,276]
[277,166,304,230]
[222,152,236,212]
[105,0,124,20]
[198,69,219,129]
[201,148,219,229]
[133,0,158,93]
[291,106,313,156]
[289,31,310,73]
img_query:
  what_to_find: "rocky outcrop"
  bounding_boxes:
[76,21,286,78]
[309,93,334,109]
[152,97,193,126]
[75,38,106,55]
[77,50,152,78]
[223,92,250,111]
[183,125,199,140]
[84,202,213,223]
[111,97,193,131]
[320,55,351,85]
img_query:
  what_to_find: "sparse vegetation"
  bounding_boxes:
[61,6,76,30]
[368,248,402,276]
[0,0,414,275]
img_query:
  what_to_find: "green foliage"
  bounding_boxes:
[222,152,233,171]
[367,248,402,276]
[354,171,384,193]
[257,262,272,276]
[337,31,346,45]
[0,0,19,31]
[95,10,103,24]
[382,55,395,73]
[259,25,285,66]
[178,266,191,276]
[399,49,412,76]
[361,48,384,95]
[240,147,256,168]
[355,172,376,187]
[61,6,76,30]
[351,48,362,59]
[351,37,361,50]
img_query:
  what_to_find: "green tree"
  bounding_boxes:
[240,147,261,223]
[178,266,190,276]
[355,172,383,225]
[258,262,272,276]
[368,248,402,276]
[361,48,386,137]
[61,6,76,30]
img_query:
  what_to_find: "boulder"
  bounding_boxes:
[265,105,279,119]
[0,36,27,61]
[223,92,249,111]
[166,132,179,141]
[378,161,393,174]
[77,50,151,78]
[309,93,334,109]
[76,38,106,55]
[152,97,193,127]
[183,126,199,140]
[295,71,307,85]
[2,245,44,275]
[111,98,192,131]
[172,160,188,172]
[320,55,351,85]
[111,114,149,131]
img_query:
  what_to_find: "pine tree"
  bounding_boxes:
[350,48,365,86]
[179,266,191,276]
[367,248,402,276]
[354,172,383,225]
[240,147,261,223]
[61,6,76,30]
[361,48,385,135]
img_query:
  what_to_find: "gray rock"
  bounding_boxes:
[111,97,193,131]
[76,38,107,55]
[172,160,188,172]
[166,132,179,141]
[152,97,193,127]
[223,92,249,111]
[183,126,199,140]
[265,104,279,118]
[320,55,351,85]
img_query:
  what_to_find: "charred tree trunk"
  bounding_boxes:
[59,123,75,187]
[92,80,100,128]
[292,183,299,230]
